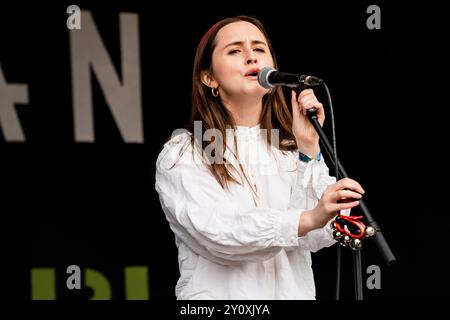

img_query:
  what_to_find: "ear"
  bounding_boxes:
[201,70,218,89]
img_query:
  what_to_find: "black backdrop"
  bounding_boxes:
[1,0,444,300]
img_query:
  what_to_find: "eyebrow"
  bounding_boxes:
[223,40,267,49]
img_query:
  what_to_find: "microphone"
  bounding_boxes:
[258,67,322,89]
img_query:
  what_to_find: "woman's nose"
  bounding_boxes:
[246,56,257,64]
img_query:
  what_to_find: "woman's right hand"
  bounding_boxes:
[298,178,365,237]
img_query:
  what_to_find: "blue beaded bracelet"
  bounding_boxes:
[299,151,321,163]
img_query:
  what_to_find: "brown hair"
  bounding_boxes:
[175,16,297,190]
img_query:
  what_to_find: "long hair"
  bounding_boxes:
[176,16,297,190]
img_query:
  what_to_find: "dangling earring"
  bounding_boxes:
[211,87,219,97]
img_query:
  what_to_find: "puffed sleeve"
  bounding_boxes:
[288,152,351,252]
[155,132,303,266]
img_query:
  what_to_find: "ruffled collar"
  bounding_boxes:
[223,123,262,164]
[232,123,261,138]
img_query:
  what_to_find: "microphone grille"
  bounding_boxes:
[258,67,276,89]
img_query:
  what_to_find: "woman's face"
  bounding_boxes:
[205,21,274,99]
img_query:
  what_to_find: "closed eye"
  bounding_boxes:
[254,48,265,53]
[228,49,240,55]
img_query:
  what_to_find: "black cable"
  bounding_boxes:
[320,82,341,300]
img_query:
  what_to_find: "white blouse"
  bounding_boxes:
[155,124,348,300]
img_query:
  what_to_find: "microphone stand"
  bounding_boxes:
[306,108,396,300]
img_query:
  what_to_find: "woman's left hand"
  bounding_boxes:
[291,89,325,155]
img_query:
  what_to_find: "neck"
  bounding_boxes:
[221,95,263,127]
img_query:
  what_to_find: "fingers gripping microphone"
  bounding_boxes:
[257,67,322,89]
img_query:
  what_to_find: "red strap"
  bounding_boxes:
[334,214,366,239]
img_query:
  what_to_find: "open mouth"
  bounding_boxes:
[245,68,260,77]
